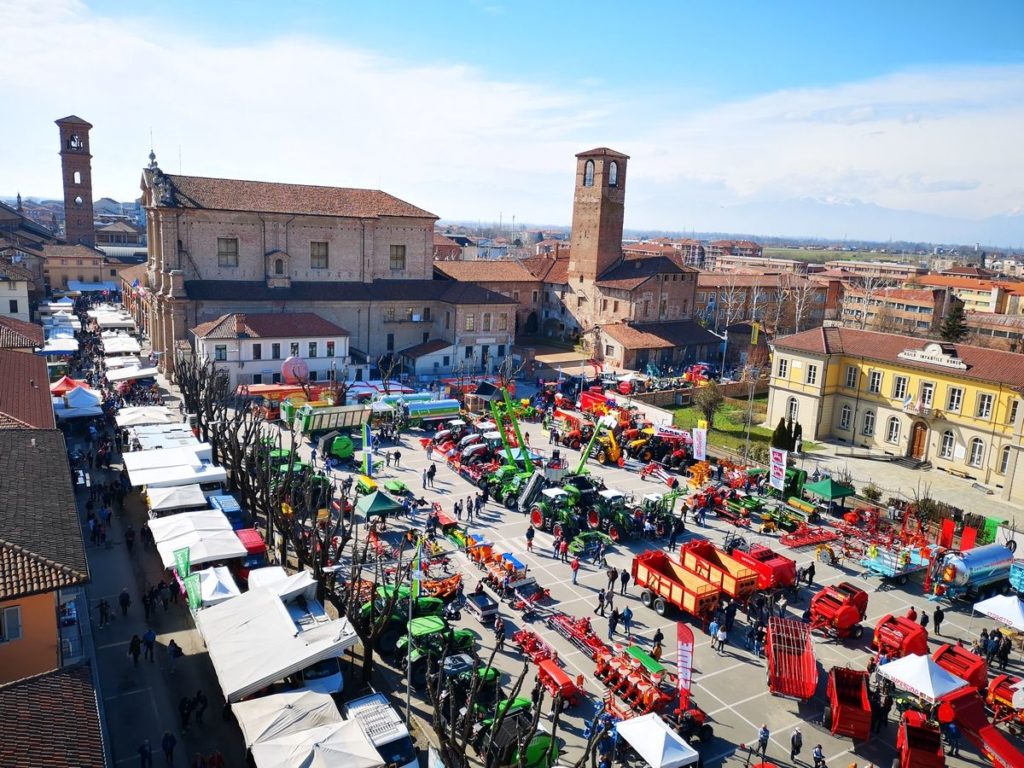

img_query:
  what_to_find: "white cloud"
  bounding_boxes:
[1,0,1021,243]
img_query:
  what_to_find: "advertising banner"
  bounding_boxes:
[173,546,191,578]
[676,623,694,705]
[184,573,202,610]
[692,428,707,461]
[770,448,788,491]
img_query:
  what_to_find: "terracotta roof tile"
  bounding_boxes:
[42,243,106,260]
[0,263,33,282]
[773,327,1024,388]
[117,263,149,287]
[0,349,56,429]
[433,260,538,283]
[150,171,436,220]
[0,430,89,599]
[602,321,721,350]
[596,254,696,290]
[191,312,349,340]
[0,317,45,349]
[915,274,1024,296]
[398,339,453,358]
[0,664,106,768]
[521,255,570,284]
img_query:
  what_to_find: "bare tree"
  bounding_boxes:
[789,277,818,334]
[495,351,527,392]
[854,273,896,329]
[377,354,401,395]
[870,304,902,334]
[717,272,746,331]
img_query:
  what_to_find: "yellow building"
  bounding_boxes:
[767,327,1024,503]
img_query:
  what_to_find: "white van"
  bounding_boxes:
[344,693,418,768]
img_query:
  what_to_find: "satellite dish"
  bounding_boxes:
[281,356,309,384]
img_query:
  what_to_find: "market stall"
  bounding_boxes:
[231,691,343,750]
[615,713,700,768]
[115,406,178,428]
[196,565,242,608]
[249,720,382,768]
[106,366,159,383]
[146,484,208,516]
[973,594,1024,632]
[877,653,969,703]
[148,509,247,569]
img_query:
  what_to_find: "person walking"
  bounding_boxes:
[946,722,961,756]
[125,524,136,553]
[606,566,618,592]
[98,598,111,628]
[525,525,535,552]
[933,606,944,635]
[605,588,615,612]
[167,639,182,675]
[812,744,826,767]
[619,568,630,595]
[716,625,728,654]
[161,732,177,766]
[570,556,581,585]
[790,727,803,762]
[119,587,131,617]
[138,740,153,768]
[143,628,156,662]
[709,616,720,643]
[804,562,815,586]
[193,689,208,724]
[179,695,194,732]
[129,634,142,667]
[595,588,607,617]
[559,539,569,563]
[652,627,665,659]
[756,724,770,759]
[621,606,634,639]
[422,467,428,489]
[919,611,929,631]
[427,463,437,488]
[494,616,506,651]
[608,607,620,639]
[393,450,401,468]
[668,523,680,552]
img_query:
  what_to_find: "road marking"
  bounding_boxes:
[105,686,151,701]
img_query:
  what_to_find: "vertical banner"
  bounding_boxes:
[769,448,788,491]
[362,422,373,477]
[676,623,694,707]
[173,546,191,578]
[184,573,202,610]
[692,428,707,461]
[750,321,760,346]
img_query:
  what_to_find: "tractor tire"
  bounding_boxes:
[478,477,489,489]
[640,590,654,608]
[587,510,601,529]
[608,524,622,542]
[410,663,428,690]
[570,440,581,450]
[641,449,653,462]
[530,508,545,529]
[597,450,608,464]
[376,627,402,656]
[504,493,517,509]
[897,574,909,586]
[654,597,668,616]
[552,522,565,540]
[851,624,865,639]
[698,724,714,743]
[822,705,832,729]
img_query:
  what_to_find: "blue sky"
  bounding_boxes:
[3,0,1024,244]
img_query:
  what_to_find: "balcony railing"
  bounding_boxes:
[903,402,933,417]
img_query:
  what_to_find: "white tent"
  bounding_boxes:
[40,337,79,355]
[103,336,142,355]
[129,462,226,490]
[973,594,1024,632]
[250,721,382,768]
[615,714,700,768]
[125,444,212,472]
[147,484,208,514]
[877,654,969,703]
[105,355,143,369]
[116,406,177,428]
[195,588,358,702]
[95,314,136,330]
[248,567,318,602]
[107,366,159,383]
[130,424,198,450]
[232,691,342,749]
[198,565,242,607]
[148,509,246,569]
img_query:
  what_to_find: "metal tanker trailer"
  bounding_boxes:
[932,543,1015,601]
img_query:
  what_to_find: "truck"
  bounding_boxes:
[632,550,720,619]
[294,403,372,437]
[930,543,1015,601]
[343,693,419,768]
[404,399,462,426]
[679,540,759,602]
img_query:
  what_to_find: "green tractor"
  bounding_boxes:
[585,489,635,542]
[480,464,519,492]
[497,470,534,509]
[360,585,445,655]
[395,616,477,689]
[631,491,684,537]
[472,697,557,768]
[529,488,582,540]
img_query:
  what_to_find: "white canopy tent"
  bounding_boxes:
[116,406,178,428]
[133,463,227,489]
[39,337,79,355]
[103,336,142,356]
[250,721,382,768]
[248,567,318,602]
[105,355,143,370]
[129,424,198,451]
[195,587,358,702]
[973,595,1024,632]
[232,691,342,749]
[615,714,700,768]
[148,509,246,568]
[107,366,160,383]
[877,654,969,703]
[147,484,208,514]
[197,565,242,607]
[124,444,212,472]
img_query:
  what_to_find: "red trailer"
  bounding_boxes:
[932,643,988,691]
[632,550,720,620]
[873,614,929,658]
[679,540,759,603]
[823,667,872,741]
[765,617,818,701]
[895,710,945,768]
[728,543,797,591]
[809,582,868,639]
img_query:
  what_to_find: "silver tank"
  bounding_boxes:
[942,543,1014,586]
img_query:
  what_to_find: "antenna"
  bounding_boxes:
[178,145,182,174]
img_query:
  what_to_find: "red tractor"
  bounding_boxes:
[808,582,868,639]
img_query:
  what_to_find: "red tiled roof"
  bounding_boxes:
[0,350,56,429]
[0,263,33,282]
[42,243,105,261]
[602,321,721,350]
[0,317,45,349]
[152,171,436,219]
[0,664,106,768]
[433,260,538,282]
[914,274,1024,296]
[596,254,696,290]
[773,326,1024,388]
[191,312,349,339]
[521,254,570,284]
[117,263,148,287]
[398,339,453,358]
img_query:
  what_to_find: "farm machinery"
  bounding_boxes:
[823,667,872,741]
[394,616,476,688]
[545,613,608,659]
[765,617,818,701]
[631,490,685,537]
[932,643,988,690]
[586,489,636,541]
[530,487,583,540]
[678,540,759,603]
[986,673,1024,735]
[722,534,798,592]
[632,550,720,620]
[928,543,1015,601]
[594,644,681,718]
[807,582,868,639]
[872,614,929,659]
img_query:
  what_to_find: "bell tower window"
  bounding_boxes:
[69,134,83,150]
[608,161,618,187]
[73,171,81,185]
[583,160,595,187]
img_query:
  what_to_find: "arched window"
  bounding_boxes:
[885,416,901,444]
[862,410,875,436]
[73,171,81,185]
[839,404,851,430]
[939,430,954,459]
[583,160,595,187]
[608,161,618,187]
[787,397,799,423]
[74,196,83,207]
[69,134,83,150]
[968,438,985,468]
[999,446,1012,474]
[274,258,284,275]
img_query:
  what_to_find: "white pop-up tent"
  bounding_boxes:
[107,366,159,383]
[973,594,1024,632]
[124,444,212,473]
[106,355,143,370]
[615,713,700,768]
[132,462,228,490]
[878,654,969,703]
[247,567,318,602]
[130,424,197,450]
[232,691,342,749]
[103,335,142,355]
[195,587,359,702]
[148,509,246,569]
[147,484,208,515]
[197,565,242,607]
[116,406,177,428]
[250,720,382,768]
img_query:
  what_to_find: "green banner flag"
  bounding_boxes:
[184,573,202,611]
[173,547,191,578]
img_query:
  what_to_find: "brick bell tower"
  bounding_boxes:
[567,147,629,281]
[55,115,96,247]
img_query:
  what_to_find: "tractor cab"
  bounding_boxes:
[461,443,491,465]
[474,420,498,435]
[640,492,665,514]
[446,419,469,440]
[457,433,483,451]
[482,431,505,453]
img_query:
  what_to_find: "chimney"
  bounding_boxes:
[234,314,246,336]
[554,242,560,260]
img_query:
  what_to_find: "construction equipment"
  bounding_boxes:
[765,617,818,701]
[632,550,720,620]
[808,583,868,639]
[593,429,622,466]
[823,667,872,741]
[873,614,929,659]
[679,540,759,603]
